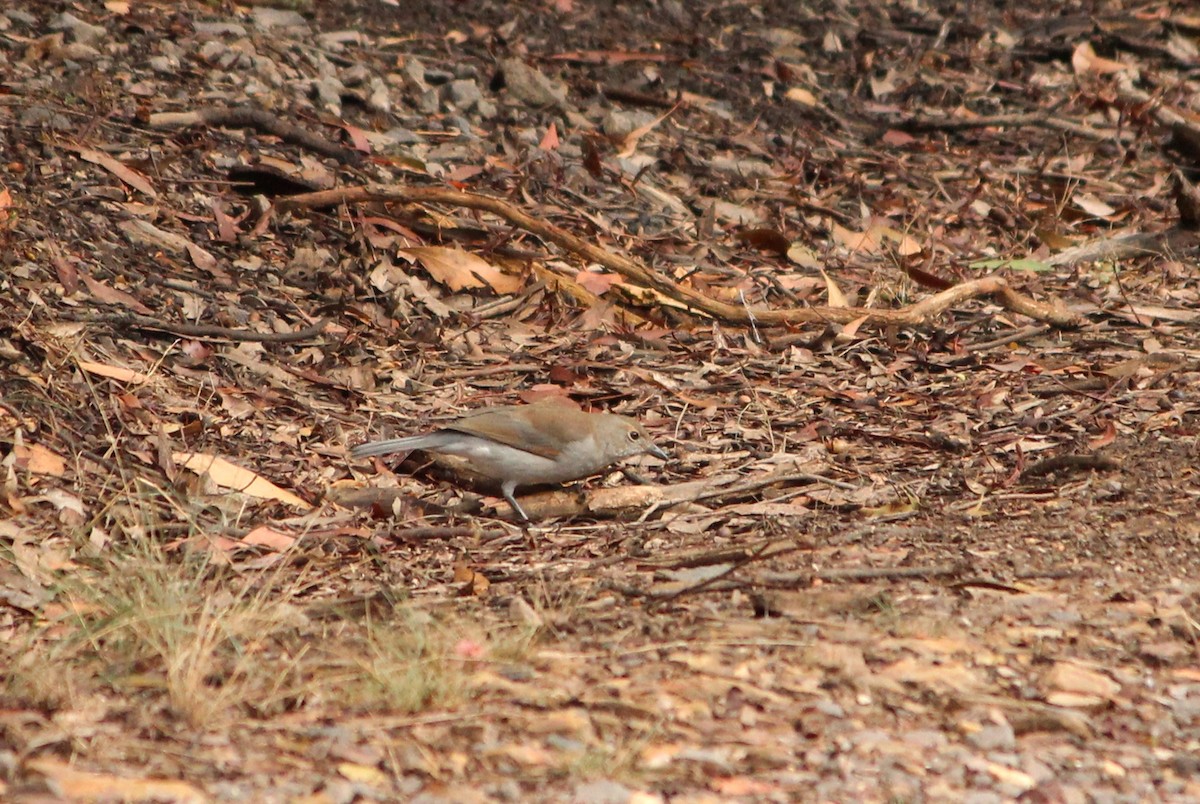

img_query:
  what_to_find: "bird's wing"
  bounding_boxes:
[448,404,588,460]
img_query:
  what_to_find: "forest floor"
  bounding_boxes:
[3,0,1200,801]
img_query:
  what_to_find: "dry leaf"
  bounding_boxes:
[15,444,66,477]
[1071,41,1131,75]
[1074,193,1117,218]
[241,526,298,551]
[538,123,560,150]
[25,759,205,804]
[398,246,523,294]
[617,104,676,158]
[77,359,153,384]
[575,268,621,295]
[1045,661,1121,699]
[786,242,821,269]
[784,86,818,106]
[68,145,158,198]
[819,268,849,307]
[80,273,155,315]
[337,762,389,788]
[173,452,312,510]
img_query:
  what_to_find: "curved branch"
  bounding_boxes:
[276,183,1079,329]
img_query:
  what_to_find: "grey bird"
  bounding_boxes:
[351,400,668,520]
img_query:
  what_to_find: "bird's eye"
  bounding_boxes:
[628,430,641,441]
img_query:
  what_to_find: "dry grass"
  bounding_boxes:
[2,484,526,733]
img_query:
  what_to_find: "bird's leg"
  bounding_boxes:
[501,481,530,522]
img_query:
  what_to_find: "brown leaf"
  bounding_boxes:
[79,272,154,315]
[173,452,312,510]
[25,759,205,804]
[538,122,560,151]
[783,86,818,107]
[50,252,80,294]
[241,526,298,551]
[14,444,66,477]
[819,268,849,307]
[77,359,153,384]
[881,129,916,146]
[1071,41,1131,75]
[398,246,523,294]
[1046,661,1121,696]
[575,268,620,295]
[68,145,159,198]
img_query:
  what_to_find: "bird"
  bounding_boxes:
[350,400,668,520]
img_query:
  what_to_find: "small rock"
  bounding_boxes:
[148,56,177,75]
[317,30,363,52]
[340,64,369,87]
[197,40,226,63]
[571,780,634,804]
[446,116,477,138]
[401,56,427,89]
[1172,752,1200,777]
[417,88,440,115]
[5,9,37,26]
[19,105,73,130]
[962,792,1005,804]
[52,12,106,45]
[251,8,308,31]
[57,43,103,64]
[193,22,246,37]
[499,57,570,110]
[904,729,948,749]
[966,722,1016,752]
[812,699,846,718]
[255,58,284,88]
[446,79,482,111]
[601,109,657,139]
[311,75,345,115]
[662,0,690,25]
[380,127,425,146]
[366,77,391,114]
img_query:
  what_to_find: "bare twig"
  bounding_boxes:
[148,105,362,165]
[276,184,1079,330]
[62,312,331,343]
[899,111,1127,142]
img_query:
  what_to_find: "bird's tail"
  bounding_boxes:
[349,432,456,459]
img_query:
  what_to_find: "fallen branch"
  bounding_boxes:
[898,111,1128,142]
[276,183,1079,330]
[385,525,506,542]
[62,312,330,343]
[148,105,362,165]
[758,563,967,587]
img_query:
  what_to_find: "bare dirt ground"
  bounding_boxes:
[3,0,1200,801]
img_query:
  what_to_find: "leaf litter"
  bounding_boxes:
[1,0,1200,801]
